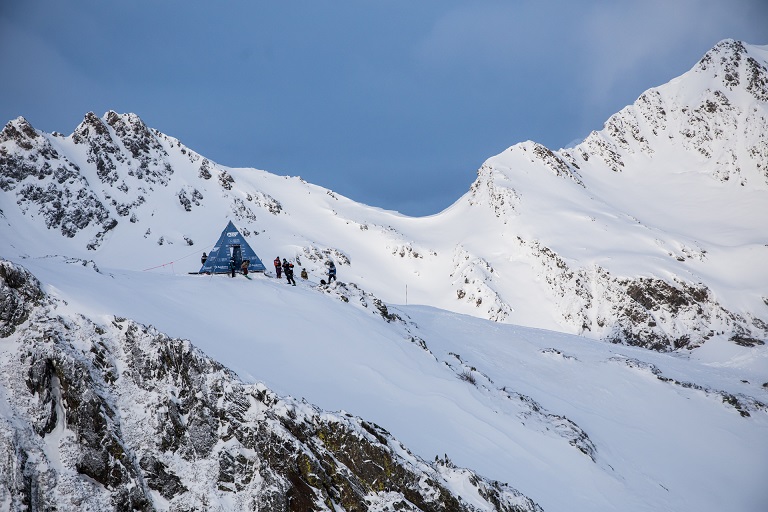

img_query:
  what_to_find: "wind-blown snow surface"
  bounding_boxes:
[1,38,767,511]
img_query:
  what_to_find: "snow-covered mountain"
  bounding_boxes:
[1,39,767,512]
[2,40,766,352]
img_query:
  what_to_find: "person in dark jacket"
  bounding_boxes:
[274,257,282,278]
[326,260,336,283]
[229,257,236,278]
[282,258,296,286]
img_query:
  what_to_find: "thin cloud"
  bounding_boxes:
[0,17,105,130]
[578,0,768,105]
[414,3,577,73]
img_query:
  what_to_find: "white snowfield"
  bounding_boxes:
[1,39,767,511]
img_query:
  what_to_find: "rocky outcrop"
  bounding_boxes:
[444,351,598,463]
[451,245,514,322]
[609,355,767,418]
[0,116,117,247]
[468,164,522,220]
[0,261,45,337]
[696,40,768,102]
[522,240,766,351]
[0,260,543,511]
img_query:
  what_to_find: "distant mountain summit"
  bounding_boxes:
[464,39,768,349]
[1,39,766,352]
[570,39,768,182]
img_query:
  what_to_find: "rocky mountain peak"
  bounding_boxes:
[104,111,166,161]
[73,111,111,141]
[563,40,768,186]
[455,40,768,350]
[0,117,38,148]
[695,39,768,101]
[68,111,174,191]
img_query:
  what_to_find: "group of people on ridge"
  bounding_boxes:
[274,257,296,286]
[274,256,335,285]
[200,250,336,284]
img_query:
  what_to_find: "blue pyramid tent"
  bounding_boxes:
[199,221,266,274]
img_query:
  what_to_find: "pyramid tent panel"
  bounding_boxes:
[199,221,266,274]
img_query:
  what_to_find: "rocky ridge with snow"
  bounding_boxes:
[0,259,543,512]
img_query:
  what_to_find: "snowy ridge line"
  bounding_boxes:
[609,356,768,418]
[444,351,598,463]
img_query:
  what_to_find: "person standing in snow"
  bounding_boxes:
[326,260,336,283]
[274,256,282,278]
[229,257,236,278]
[283,258,296,286]
[300,268,308,280]
[241,259,250,277]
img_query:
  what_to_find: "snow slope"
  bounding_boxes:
[0,260,545,511]
[7,256,767,512]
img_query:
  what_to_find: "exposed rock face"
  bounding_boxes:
[0,260,543,512]
[451,245,513,322]
[696,40,768,102]
[0,261,45,337]
[0,117,117,245]
[522,242,760,351]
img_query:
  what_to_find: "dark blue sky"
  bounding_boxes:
[2,1,766,215]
